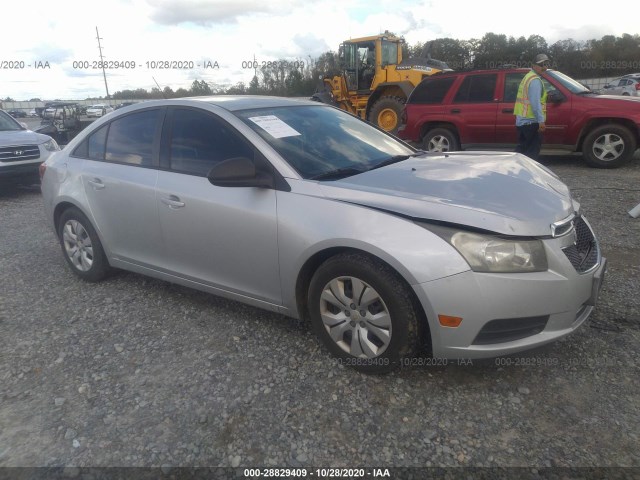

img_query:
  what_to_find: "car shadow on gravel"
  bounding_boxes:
[80,265,640,383]
[0,183,41,199]
[102,268,309,331]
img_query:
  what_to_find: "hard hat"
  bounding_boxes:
[534,54,550,64]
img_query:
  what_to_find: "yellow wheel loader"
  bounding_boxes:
[312,32,450,133]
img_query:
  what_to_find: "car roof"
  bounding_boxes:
[421,67,531,79]
[179,95,320,112]
[45,102,77,107]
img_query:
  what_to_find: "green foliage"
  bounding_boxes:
[190,80,212,96]
[249,75,260,94]
[471,33,549,69]
[106,33,640,100]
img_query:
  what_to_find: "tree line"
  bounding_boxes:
[109,32,639,100]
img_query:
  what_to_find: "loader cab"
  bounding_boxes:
[340,37,401,92]
[340,42,363,91]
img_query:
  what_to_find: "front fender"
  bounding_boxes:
[275,184,470,316]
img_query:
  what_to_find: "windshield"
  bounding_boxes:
[235,105,414,179]
[546,70,591,94]
[0,111,23,131]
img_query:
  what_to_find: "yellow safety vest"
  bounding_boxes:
[514,70,547,120]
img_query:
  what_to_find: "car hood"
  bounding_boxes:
[0,129,51,147]
[587,94,640,104]
[317,152,575,237]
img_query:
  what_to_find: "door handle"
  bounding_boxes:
[451,109,461,114]
[87,178,105,190]
[502,108,514,113]
[161,195,185,209]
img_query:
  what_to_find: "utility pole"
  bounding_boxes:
[96,27,110,99]
[253,53,258,79]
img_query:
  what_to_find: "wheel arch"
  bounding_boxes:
[420,122,461,146]
[294,246,432,353]
[576,117,640,152]
[54,200,86,232]
[53,200,111,257]
[366,82,412,118]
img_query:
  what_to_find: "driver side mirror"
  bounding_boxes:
[207,157,275,189]
[547,90,565,103]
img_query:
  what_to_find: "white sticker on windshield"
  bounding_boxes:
[248,115,301,139]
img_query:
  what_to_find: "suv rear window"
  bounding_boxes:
[409,77,455,104]
[454,74,497,103]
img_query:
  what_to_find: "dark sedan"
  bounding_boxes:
[8,110,27,118]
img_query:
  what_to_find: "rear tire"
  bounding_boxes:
[423,127,460,152]
[58,207,110,282]
[308,252,421,374]
[582,124,636,168]
[369,96,405,134]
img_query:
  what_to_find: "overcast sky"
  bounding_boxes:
[1,0,638,101]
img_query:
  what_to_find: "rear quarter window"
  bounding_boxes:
[408,77,456,104]
[71,124,108,160]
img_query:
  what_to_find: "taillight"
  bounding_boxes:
[39,162,46,180]
[635,82,640,91]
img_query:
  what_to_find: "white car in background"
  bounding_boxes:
[601,74,640,96]
[86,104,114,117]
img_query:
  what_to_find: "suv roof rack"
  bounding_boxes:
[424,65,530,75]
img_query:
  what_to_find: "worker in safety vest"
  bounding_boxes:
[514,54,550,160]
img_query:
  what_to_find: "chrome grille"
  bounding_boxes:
[562,216,599,273]
[0,144,40,162]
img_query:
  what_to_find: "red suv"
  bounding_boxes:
[398,68,640,168]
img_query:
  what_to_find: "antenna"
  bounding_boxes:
[153,77,166,99]
[96,27,110,99]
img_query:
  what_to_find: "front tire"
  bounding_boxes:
[58,207,110,282]
[369,96,405,134]
[423,127,460,152]
[582,124,636,168]
[308,253,421,374]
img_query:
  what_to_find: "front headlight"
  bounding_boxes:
[422,224,548,273]
[43,138,60,152]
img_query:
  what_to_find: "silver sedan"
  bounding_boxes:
[40,96,607,373]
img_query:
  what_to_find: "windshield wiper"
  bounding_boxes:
[368,151,426,171]
[309,167,365,181]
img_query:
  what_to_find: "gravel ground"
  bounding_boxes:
[1,154,639,476]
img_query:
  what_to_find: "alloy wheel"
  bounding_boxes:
[592,133,624,162]
[428,134,451,152]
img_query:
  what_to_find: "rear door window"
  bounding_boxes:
[454,74,498,103]
[105,109,162,166]
[503,72,526,102]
